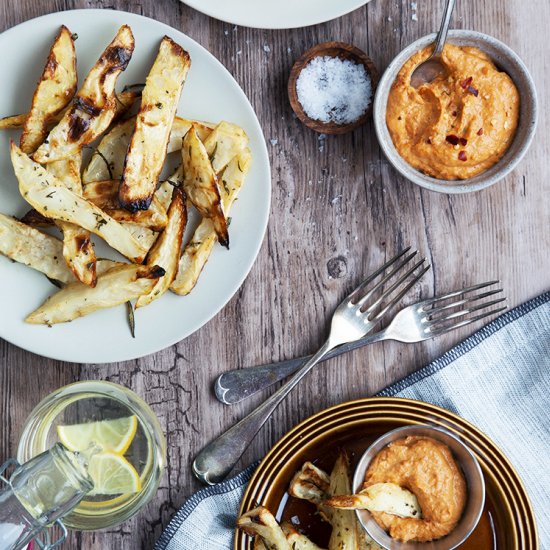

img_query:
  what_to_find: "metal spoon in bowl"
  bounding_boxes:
[410,0,457,88]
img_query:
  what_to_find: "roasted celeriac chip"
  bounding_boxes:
[48,156,98,287]
[26,263,165,324]
[0,113,27,130]
[325,483,422,519]
[11,144,147,263]
[20,25,77,154]
[203,121,249,174]
[171,147,251,295]
[327,451,359,550]
[33,25,135,163]
[118,36,191,211]
[83,180,168,231]
[136,188,186,308]
[0,212,73,284]
[181,124,229,247]
[288,461,331,505]
[237,507,290,550]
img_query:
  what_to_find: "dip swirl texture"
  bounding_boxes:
[386,44,520,180]
[364,436,467,542]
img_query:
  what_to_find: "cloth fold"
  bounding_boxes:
[156,291,550,550]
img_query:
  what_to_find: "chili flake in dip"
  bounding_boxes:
[386,44,520,180]
[364,435,467,542]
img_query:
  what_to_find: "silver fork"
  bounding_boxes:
[193,248,430,484]
[215,281,507,405]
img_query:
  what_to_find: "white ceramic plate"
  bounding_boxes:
[0,10,270,364]
[181,0,371,30]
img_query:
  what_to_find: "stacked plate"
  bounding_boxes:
[236,398,538,549]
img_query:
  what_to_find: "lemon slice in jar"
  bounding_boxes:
[86,452,142,496]
[57,415,138,455]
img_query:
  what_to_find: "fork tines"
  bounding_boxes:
[349,248,430,320]
[423,281,506,335]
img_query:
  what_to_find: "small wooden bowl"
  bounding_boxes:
[288,41,379,135]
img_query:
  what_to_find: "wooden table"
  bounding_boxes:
[1,0,548,547]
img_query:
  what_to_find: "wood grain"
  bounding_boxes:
[1,0,549,548]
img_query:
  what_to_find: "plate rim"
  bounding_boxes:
[180,0,371,30]
[236,396,539,549]
[0,8,271,364]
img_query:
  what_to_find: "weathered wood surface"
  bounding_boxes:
[1,0,549,548]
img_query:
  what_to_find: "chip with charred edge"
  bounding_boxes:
[83,180,168,232]
[327,451,359,550]
[181,124,229,247]
[47,156,98,287]
[33,25,135,164]
[0,113,27,130]
[25,263,165,325]
[203,121,249,174]
[20,26,77,154]
[325,482,422,519]
[82,116,214,184]
[0,212,74,284]
[288,461,331,504]
[11,143,147,263]
[171,147,251,295]
[136,188,187,308]
[237,507,291,550]
[118,36,191,212]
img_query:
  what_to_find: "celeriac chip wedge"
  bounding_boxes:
[325,482,422,519]
[171,147,251,295]
[327,451,359,550]
[136,188,186,308]
[20,26,77,154]
[33,25,135,164]
[26,263,165,325]
[47,156,98,287]
[11,143,147,263]
[0,212,74,284]
[181,124,229,247]
[237,507,290,550]
[203,121,249,174]
[0,113,27,130]
[83,180,168,231]
[118,36,191,211]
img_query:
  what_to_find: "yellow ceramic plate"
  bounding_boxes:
[236,397,538,550]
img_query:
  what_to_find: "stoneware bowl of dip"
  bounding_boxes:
[373,30,538,194]
[353,424,486,550]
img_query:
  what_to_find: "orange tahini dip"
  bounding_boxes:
[364,436,467,542]
[386,44,520,180]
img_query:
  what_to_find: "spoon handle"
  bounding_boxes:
[433,0,456,57]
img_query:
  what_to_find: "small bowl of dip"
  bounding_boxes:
[288,41,378,134]
[352,424,485,549]
[374,30,538,193]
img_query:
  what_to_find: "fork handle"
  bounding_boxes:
[194,340,334,485]
[215,330,387,405]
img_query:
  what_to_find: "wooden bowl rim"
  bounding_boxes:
[287,41,379,135]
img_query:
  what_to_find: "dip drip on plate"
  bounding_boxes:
[386,44,520,180]
[364,435,467,542]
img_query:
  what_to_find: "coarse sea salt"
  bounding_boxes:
[296,55,372,125]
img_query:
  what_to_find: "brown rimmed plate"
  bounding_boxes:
[235,397,538,550]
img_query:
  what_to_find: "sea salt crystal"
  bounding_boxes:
[296,56,372,125]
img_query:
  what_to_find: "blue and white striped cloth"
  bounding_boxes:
[156,292,550,550]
